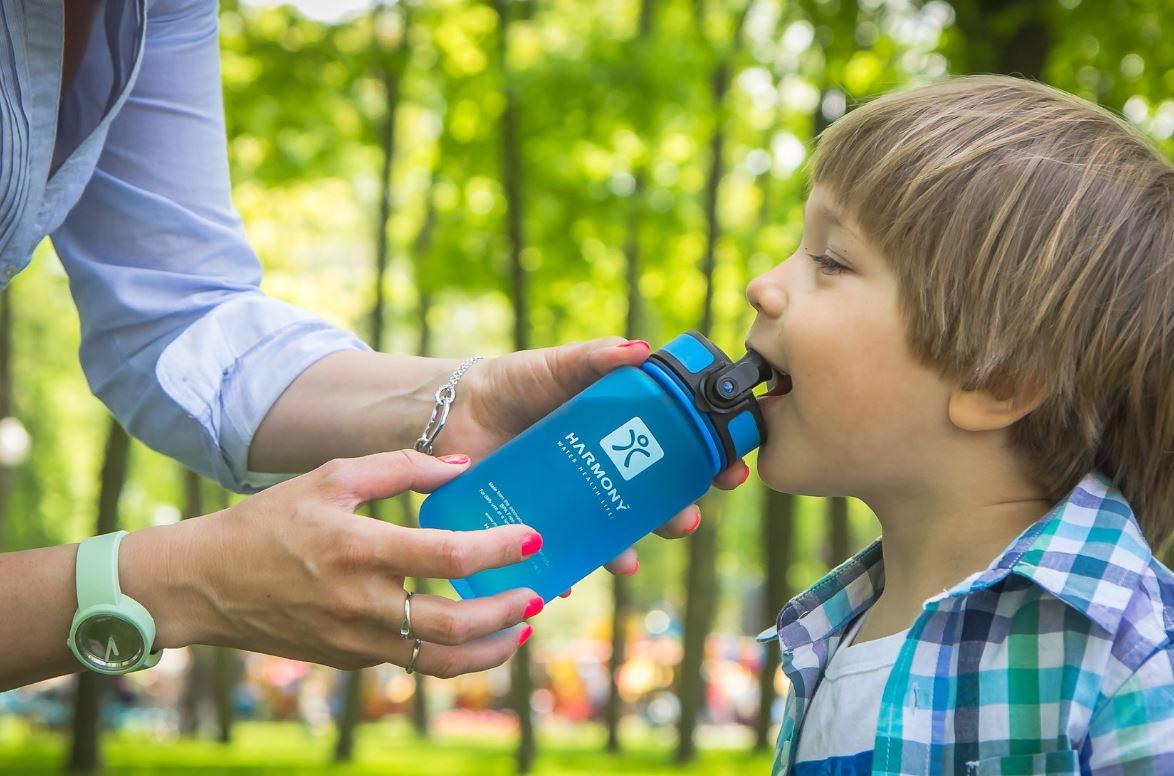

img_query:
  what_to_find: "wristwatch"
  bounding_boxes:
[68,531,163,675]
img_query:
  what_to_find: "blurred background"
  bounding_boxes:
[0,0,1170,773]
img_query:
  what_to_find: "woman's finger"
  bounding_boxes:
[603,547,638,576]
[394,588,542,647]
[653,504,702,539]
[314,449,474,510]
[369,522,543,580]
[382,624,533,680]
[712,459,750,490]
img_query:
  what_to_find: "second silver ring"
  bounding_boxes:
[405,639,423,675]
[399,590,415,640]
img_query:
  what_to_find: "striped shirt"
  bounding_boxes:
[757,471,1174,775]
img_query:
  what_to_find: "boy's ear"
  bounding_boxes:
[947,377,1046,432]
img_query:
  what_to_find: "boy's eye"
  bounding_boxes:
[807,252,848,275]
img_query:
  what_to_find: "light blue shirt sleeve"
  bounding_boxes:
[50,0,370,492]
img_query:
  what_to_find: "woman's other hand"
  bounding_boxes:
[172,450,541,677]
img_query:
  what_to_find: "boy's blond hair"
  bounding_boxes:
[811,75,1173,551]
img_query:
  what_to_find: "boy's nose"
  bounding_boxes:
[746,271,787,317]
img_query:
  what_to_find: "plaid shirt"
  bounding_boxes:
[757,471,1174,775]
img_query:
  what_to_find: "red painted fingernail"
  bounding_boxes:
[517,624,534,646]
[437,454,470,465]
[618,340,650,350]
[559,589,572,599]
[738,463,751,485]
[524,596,544,619]
[521,533,543,558]
[625,561,639,577]
[688,509,701,533]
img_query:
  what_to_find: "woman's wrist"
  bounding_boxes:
[417,358,487,459]
[118,518,223,650]
[390,356,463,456]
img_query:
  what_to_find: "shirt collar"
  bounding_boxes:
[756,471,1151,649]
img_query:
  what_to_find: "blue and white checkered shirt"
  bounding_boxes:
[758,471,1174,774]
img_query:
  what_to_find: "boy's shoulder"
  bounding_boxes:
[938,470,1173,705]
[1006,471,1172,663]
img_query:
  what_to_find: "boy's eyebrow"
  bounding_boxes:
[820,202,853,233]
[817,203,866,252]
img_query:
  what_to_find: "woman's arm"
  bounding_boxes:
[0,519,213,691]
[51,0,369,494]
[0,450,540,692]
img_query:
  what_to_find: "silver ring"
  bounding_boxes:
[405,639,423,675]
[399,591,415,640]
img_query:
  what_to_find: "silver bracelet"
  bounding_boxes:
[415,356,484,456]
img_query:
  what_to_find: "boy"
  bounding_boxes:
[746,75,1173,774]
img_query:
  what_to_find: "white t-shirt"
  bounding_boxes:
[792,607,910,775]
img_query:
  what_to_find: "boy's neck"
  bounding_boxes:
[857,471,1054,641]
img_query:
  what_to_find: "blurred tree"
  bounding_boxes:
[335,0,413,764]
[605,0,657,755]
[754,488,796,750]
[67,420,131,773]
[0,289,12,549]
[490,0,538,769]
[675,0,753,764]
[946,0,1050,79]
[404,179,440,740]
[179,471,238,744]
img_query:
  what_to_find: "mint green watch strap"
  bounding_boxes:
[75,531,126,610]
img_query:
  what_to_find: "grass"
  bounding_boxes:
[0,719,775,775]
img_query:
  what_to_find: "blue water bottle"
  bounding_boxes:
[418,331,771,602]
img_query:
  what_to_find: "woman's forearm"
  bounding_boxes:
[0,520,214,692]
[247,351,462,475]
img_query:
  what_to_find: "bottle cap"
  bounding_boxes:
[646,331,770,468]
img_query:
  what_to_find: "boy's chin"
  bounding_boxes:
[755,450,842,498]
[755,453,804,495]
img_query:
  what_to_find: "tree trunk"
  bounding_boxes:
[675,3,748,762]
[335,4,409,761]
[952,0,1051,80]
[67,419,132,773]
[604,166,644,751]
[401,182,439,738]
[754,489,795,750]
[826,497,851,568]
[178,469,210,737]
[210,486,237,744]
[496,1,529,357]
[675,502,719,764]
[0,288,12,549]
[212,644,236,744]
[492,0,535,770]
[334,668,365,762]
[606,0,656,753]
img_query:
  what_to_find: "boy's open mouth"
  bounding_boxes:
[763,365,793,396]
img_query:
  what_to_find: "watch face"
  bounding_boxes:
[74,615,145,671]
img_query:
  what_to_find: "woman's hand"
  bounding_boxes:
[437,336,751,576]
[169,450,541,678]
